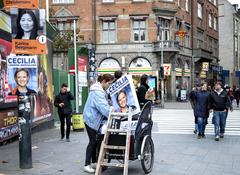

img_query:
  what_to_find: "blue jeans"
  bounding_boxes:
[213,111,227,136]
[197,117,206,135]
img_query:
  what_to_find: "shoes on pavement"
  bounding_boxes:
[215,135,220,141]
[91,163,96,169]
[66,139,70,142]
[84,165,95,174]
[59,138,64,141]
[193,130,197,134]
[202,134,206,138]
[220,134,224,138]
[197,134,201,139]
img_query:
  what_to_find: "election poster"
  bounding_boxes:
[7,55,38,95]
[107,74,140,115]
[10,8,47,54]
[3,0,39,10]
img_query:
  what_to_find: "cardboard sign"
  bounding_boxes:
[4,0,39,10]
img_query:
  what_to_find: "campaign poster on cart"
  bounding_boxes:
[7,55,38,95]
[107,74,140,115]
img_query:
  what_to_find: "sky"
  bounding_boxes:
[227,0,240,7]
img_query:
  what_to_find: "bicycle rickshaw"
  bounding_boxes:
[97,101,154,174]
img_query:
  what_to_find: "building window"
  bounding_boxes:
[177,0,180,7]
[185,0,189,12]
[214,17,217,30]
[102,21,116,43]
[213,0,217,6]
[213,39,218,56]
[158,18,170,41]
[208,36,213,52]
[52,0,74,4]
[57,22,74,31]
[235,19,238,34]
[208,13,212,28]
[197,3,202,19]
[184,24,191,48]
[132,20,147,42]
[102,0,114,3]
[197,31,203,48]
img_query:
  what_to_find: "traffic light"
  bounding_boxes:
[159,66,164,79]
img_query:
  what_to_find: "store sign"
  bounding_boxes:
[202,62,209,71]
[163,64,171,76]
[184,69,191,77]
[200,71,207,78]
[175,68,182,76]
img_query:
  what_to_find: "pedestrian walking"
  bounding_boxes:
[83,74,114,174]
[234,87,240,107]
[137,74,153,109]
[54,83,74,142]
[209,82,232,141]
[189,84,201,134]
[193,83,210,139]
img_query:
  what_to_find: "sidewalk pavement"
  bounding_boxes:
[1,111,240,175]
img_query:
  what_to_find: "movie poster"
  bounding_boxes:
[34,54,54,123]
[10,8,47,54]
[107,74,140,115]
[0,11,18,142]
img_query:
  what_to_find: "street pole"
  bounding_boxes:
[46,0,49,21]
[18,95,33,169]
[74,20,79,113]
[161,28,165,108]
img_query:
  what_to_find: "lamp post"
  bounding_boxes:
[157,22,165,108]
[73,19,79,113]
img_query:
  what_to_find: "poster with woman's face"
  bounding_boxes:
[7,55,38,95]
[10,8,47,54]
[107,74,140,115]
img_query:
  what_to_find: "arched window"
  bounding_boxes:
[129,57,151,68]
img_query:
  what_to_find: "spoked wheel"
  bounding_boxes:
[141,136,154,174]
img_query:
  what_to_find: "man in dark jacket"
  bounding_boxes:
[209,81,232,141]
[193,83,210,139]
[54,83,74,142]
[137,74,152,109]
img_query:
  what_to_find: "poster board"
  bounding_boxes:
[10,8,47,54]
[7,55,38,95]
[107,74,140,115]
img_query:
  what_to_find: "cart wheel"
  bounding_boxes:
[141,136,154,174]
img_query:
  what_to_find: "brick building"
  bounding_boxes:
[49,0,219,101]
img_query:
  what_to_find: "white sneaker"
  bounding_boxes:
[84,165,95,174]
[91,163,97,169]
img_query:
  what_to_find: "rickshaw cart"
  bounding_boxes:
[96,101,154,175]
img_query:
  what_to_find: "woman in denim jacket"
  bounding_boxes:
[83,74,114,173]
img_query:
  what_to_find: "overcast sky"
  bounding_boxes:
[227,0,240,7]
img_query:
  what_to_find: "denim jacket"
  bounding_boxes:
[83,82,110,131]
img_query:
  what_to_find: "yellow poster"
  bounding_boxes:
[4,0,39,9]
